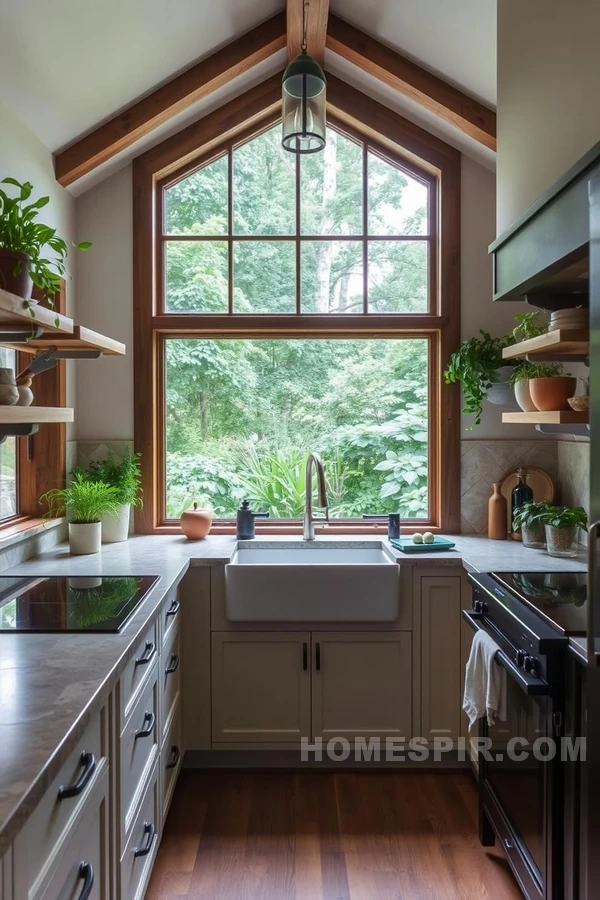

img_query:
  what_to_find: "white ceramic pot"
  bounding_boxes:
[514,379,537,412]
[102,504,131,543]
[68,576,103,589]
[486,366,515,406]
[69,522,102,555]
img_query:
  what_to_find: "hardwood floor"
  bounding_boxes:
[147,771,523,900]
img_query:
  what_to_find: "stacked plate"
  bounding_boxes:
[550,307,589,332]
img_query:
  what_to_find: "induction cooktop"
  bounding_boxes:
[491,571,588,636]
[0,575,159,633]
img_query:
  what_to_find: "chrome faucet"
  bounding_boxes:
[303,453,329,541]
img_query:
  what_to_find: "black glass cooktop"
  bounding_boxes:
[0,575,159,633]
[492,571,588,636]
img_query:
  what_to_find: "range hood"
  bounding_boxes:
[489,140,600,308]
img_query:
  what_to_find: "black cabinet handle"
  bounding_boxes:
[302,642,308,671]
[166,745,180,770]
[315,642,321,671]
[134,822,156,858]
[135,711,155,739]
[165,654,179,676]
[135,641,156,667]
[58,752,96,801]
[166,598,180,619]
[77,862,94,900]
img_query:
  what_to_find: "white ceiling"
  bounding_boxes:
[0,0,496,189]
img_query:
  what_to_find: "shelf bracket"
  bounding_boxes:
[535,424,590,437]
[0,325,44,344]
[525,292,589,311]
[0,423,39,445]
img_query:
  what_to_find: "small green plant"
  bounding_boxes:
[85,449,143,508]
[512,500,552,533]
[508,361,564,385]
[544,505,588,531]
[512,311,548,342]
[41,473,121,523]
[0,177,91,309]
[444,331,514,427]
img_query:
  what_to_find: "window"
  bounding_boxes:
[0,348,18,522]
[134,91,460,533]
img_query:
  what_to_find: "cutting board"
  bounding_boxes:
[390,536,456,553]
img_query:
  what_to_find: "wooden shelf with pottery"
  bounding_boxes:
[13,325,126,356]
[0,288,73,334]
[502,410,588,425]
[502,329,589,361]
[0,406,74,424]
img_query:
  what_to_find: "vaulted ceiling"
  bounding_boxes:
[0,0,496,192]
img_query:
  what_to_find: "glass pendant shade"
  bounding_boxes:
[282,50,326,153]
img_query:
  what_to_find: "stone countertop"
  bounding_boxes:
[0,532,588,850]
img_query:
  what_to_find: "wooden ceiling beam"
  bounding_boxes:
[287,0,329,64]
[54,12,286,187]
[326,15,496,151]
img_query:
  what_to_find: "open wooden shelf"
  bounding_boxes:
[14,325,126,356]
[502,329,589,360]
[0,406,74,424]
[502,410,588,425]
[0,288,73,334]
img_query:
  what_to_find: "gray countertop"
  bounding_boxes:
[0,532,588,850]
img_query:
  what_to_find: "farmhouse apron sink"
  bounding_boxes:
[224,542,400,622]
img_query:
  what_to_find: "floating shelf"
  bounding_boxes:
[0,407,74,424]
[14,326,126,357]
[502,329,589,361]
[0,288,72,335]
[502,410,588,425]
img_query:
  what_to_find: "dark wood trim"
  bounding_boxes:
[53,13,286,187]
[287,0,329,64]
[326,14,496,151]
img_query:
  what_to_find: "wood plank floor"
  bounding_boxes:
[147,771,523,900]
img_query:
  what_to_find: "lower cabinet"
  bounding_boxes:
[420,575,464,743]
[119,765,160,900]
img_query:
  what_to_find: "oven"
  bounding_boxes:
[466,574,569,900]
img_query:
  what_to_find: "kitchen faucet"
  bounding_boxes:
[303,452,329,541]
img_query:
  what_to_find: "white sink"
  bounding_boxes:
[225,542,399,622]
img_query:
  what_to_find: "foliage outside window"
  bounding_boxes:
[0,347,17,522]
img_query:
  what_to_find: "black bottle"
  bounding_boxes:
[511,468,533,539]
[236,500,270,539]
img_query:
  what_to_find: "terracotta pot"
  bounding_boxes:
[529,376,577,411]
[180,502,213,540]
[514,380,537,412]
[0,249,32,298]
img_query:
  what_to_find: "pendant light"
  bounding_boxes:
[282,0,326,154]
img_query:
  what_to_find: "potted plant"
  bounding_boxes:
[529,372,577,411]
[511,310,548,342]
[444,331,515,427]
[509,361,564,412]
[512,500,551,549]
[0,177,91,311]
[543,505,588,558]
[84,449,143,543]
[41,473,120,555]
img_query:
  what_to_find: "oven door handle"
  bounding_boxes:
[462,610,550,696]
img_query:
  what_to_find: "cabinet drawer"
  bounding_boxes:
[161,699,182,824]
[120,619,158,728]
[160,585,180,649]
[160,626,181,741]
[120,671,159,847]
[120,764,159,900]
[15,709,106,894]
[31,767,108,900]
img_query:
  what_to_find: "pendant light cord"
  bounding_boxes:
[302,0,308,52]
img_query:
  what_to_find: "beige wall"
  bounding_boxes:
[497,0,600,233]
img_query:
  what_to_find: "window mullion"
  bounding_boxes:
[362,142,368,314]
[295,150,301,314]
[228,147,233,314]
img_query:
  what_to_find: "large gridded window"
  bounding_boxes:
[161,124,433,316]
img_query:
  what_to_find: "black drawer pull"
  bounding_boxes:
[77,862,94,900]
[166,745,180,770]
[58,752,96,801]
[165,654,179,676]
[135,711,155,739]
[134,822,156,858]
[302,642,308,671]
[166,598,180,618]
[315,642,321,671]
[135,640,156,667]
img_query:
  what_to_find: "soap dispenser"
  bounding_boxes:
[236,500,270,539]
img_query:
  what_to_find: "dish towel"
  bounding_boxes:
[463,630,507,729]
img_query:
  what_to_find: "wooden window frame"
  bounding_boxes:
[133,76,461,535]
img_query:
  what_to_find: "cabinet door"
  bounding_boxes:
[420,576,463,743]
[212,632,311,743]
[312,632,412,741]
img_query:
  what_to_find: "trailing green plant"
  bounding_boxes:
[41,473,121,523]
[512,311,548,342]
[444,331,514,427]
[543,505,588,531]
[0,177,91,308]
[508,361,563,385]
[85,449,143,508]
